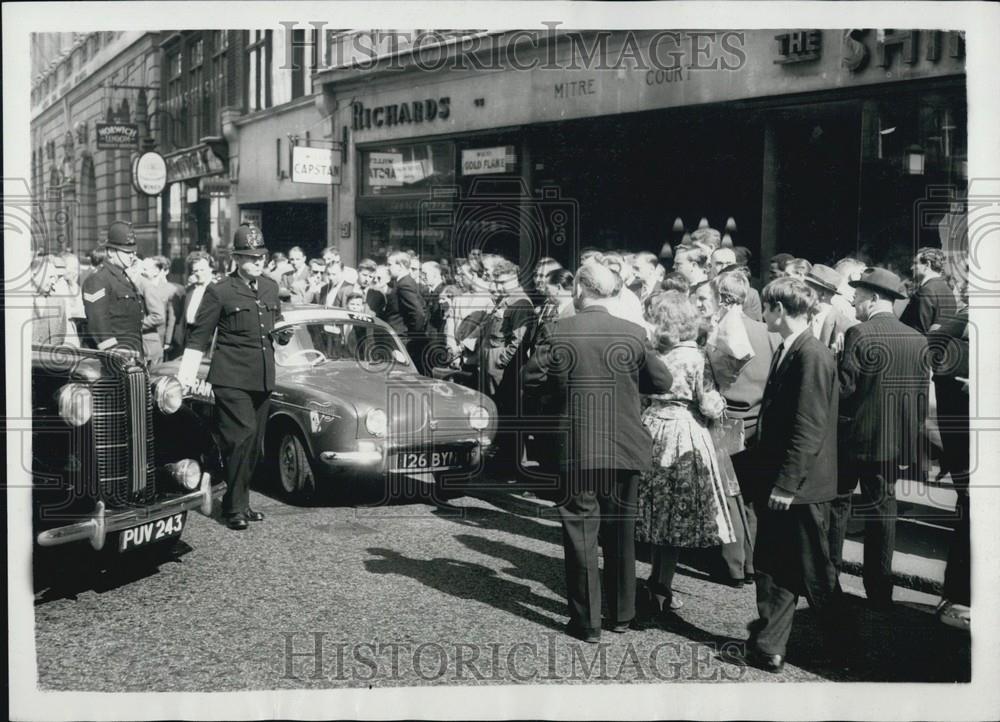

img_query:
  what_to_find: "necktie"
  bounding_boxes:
[767,342,785,383]
[758,341,785,441]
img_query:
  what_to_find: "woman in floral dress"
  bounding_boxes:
[636,291,735,619]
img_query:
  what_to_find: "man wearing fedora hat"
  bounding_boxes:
[834,267,929,609]
[82,220,146,356]
[178,223,286,531]
[803,264,857,357]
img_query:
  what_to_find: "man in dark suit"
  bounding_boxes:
[927,291,969,627]
[383,250,429,372]
[901,247,958,334]
[743,277,841,672]
[522,263,673,643]
[357,258,386,317]
[836,267,929,608]
[177,224,288,531]
[312,259,355,308]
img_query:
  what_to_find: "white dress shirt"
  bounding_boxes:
[186,284,207,324]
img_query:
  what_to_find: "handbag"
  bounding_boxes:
[711,414,746,456]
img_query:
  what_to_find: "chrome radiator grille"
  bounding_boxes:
[91,366,155,506]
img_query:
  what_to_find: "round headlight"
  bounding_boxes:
[467,404,490,430]
[57,383,93,427]
[365,408,387,437]
[153,376,184,414]
[167,459,201,490]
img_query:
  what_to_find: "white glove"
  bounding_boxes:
[177,348,204,389]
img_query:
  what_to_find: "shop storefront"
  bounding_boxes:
[231,97,330,258]
[316,29,966,273]
[162,141,231,257]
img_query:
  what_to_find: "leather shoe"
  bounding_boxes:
[245,508,265,522]
[565,621,601,644]
[606,619,634,634]
[225,514,249,531]
[746,648,784,673]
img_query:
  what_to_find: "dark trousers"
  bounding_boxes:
[843,459,898,605]
[557,469,639,632]
[213,385,271,517]
[934,375,970,604]
[750,501,839,658]
[720,493,755,581]
[828,492,853,576]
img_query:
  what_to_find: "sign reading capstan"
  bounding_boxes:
[291,146,342,185]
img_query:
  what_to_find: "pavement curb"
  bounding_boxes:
[474,490,947,598]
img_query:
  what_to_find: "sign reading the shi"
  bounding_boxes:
[368,152,429,187]
[291,146,342,185]
[461,146,516,176]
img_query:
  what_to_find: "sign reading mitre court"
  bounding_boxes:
[291,145,342,185]
[131,151,167,196]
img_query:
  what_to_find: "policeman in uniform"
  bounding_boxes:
[177,223,285,530]
[82,221,145,356]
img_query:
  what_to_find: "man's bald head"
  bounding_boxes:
[710,247,737,278]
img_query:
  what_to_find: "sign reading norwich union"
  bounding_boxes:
[95,122,139,150]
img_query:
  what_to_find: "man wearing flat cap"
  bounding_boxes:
[803,264,857,358]
[82,220,145,356]
[833,267,929,609]
[178,223,285,531]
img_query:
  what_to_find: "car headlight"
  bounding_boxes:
[57,383,92,426]
[165,459,201,490]
[152,376,184,414]
[466,404,490,430]
[365,408,387,437]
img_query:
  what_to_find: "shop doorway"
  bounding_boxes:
[769,102,861,265]
[250,201,328,258]
[530,107,764,269]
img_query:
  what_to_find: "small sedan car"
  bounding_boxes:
[156,305,498,502]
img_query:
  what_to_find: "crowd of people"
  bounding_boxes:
[30,218,970,669]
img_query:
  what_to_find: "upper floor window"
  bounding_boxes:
[191,37,204,68]
[245,30,272,111]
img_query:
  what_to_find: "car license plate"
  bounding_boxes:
[119,512,186,552]
[393,450,469,471]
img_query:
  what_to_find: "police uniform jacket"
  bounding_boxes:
[82,262,145,354]
[185,272,283,392]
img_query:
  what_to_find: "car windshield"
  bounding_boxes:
[274,318,411,368]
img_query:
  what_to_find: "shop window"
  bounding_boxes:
[360,215,451,264]
[857,89,967,269]
[360,141,455,196]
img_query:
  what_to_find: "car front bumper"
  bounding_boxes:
[317,436,494,475]
[36,473,225,551]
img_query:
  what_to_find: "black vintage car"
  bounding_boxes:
[31,344,225,555]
